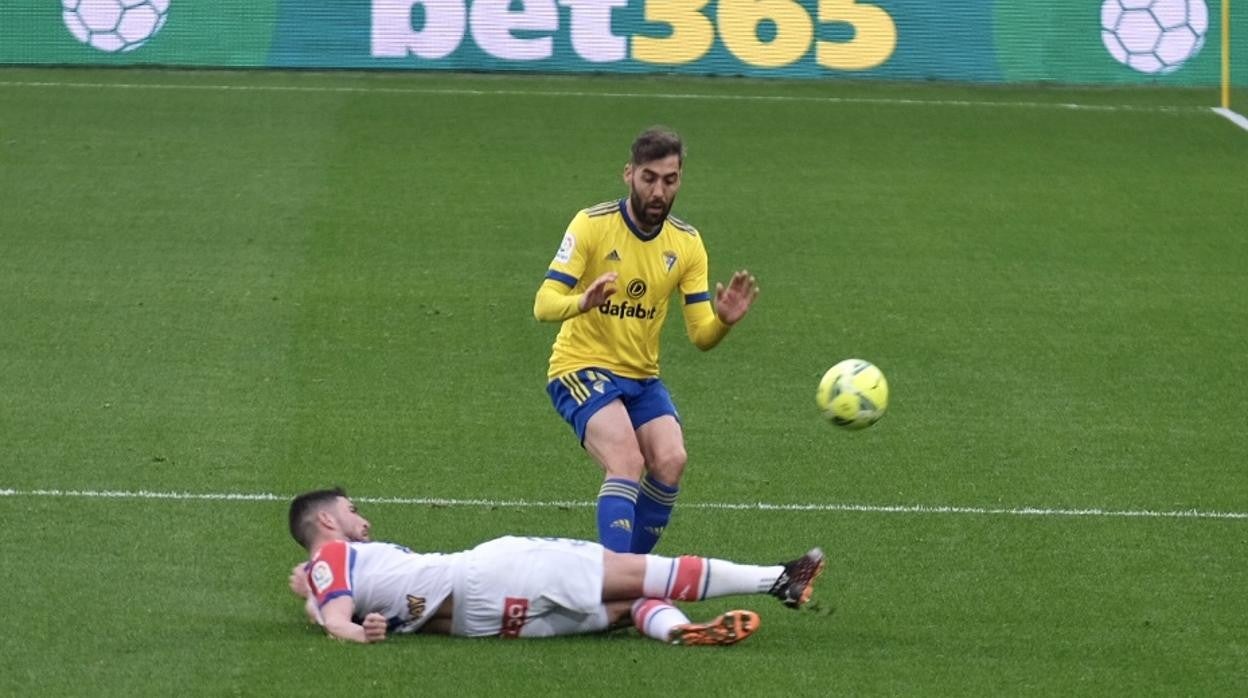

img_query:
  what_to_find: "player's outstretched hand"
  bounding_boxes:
[578,271,619,312]
[289,563,309,597]
[362,613,389,643]
[714,270,759,325]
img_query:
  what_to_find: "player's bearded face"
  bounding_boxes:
[336,498,372,542]
[626,155,682,229]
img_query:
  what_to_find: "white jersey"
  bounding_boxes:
[307,540,464,634]
[305,536,608,639]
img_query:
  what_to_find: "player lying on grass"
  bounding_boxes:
[287,488,825,646]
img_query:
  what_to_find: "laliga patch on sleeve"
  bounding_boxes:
[554,232,575,264]
[311,560,334,593]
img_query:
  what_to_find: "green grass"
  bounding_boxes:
[1,66,1246,696]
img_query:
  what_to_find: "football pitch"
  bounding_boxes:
[2,66,1246,695]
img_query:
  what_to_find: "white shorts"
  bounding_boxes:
[450,536,609,638]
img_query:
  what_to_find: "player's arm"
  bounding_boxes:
[680,237,758,350]
[684,271,758,349]
[303,540,385,643]
[319,596,388,644]
[288,562,324,625]
[682,299,731,351]
[534,273,618,321]
[534,214,616,321]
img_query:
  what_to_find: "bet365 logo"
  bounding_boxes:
[372,0,897,71]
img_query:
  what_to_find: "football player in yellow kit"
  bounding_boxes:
[534,127,759,553]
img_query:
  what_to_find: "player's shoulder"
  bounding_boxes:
[666,214,700,237]
[313,539,352,561]
[568,200,621,236]
[581,199,621,218]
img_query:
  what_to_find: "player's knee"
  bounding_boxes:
[648,448,687,484]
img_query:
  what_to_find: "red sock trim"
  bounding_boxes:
[632,598,671,635]
[669,556,705,601]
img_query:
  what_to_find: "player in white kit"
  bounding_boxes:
[288,488,825,646]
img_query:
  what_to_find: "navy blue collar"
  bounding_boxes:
[619,198,663,241]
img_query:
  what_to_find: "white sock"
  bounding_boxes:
[705,559,785,598]
[643,555,785,601]
[631,598,689,642]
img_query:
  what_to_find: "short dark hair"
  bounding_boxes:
[630,126,685,166]
[289,487,347,550]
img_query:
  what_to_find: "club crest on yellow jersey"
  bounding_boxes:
[662,251,677,273]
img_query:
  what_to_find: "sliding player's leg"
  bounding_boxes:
[601,548,827,609]
[631,599,760,646]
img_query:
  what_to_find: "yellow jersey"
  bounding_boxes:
[537,199,724,379]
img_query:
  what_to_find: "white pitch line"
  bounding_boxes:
[0,79,1209,115]
[1213,107,1248,132]
[0,487,1244,521]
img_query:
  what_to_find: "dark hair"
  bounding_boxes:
[630,126,685,166]
[289,487,347,549]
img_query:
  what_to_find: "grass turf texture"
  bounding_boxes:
[1,67,1246,695]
